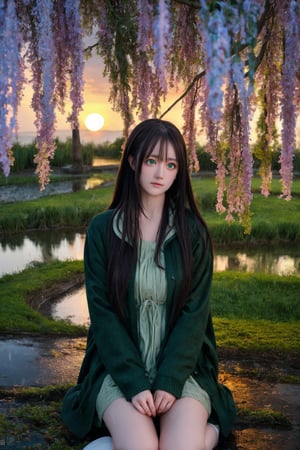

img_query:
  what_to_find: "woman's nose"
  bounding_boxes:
[155,162,164,178]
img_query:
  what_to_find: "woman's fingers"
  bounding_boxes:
[154,390,176,414]
[132,390,156,416]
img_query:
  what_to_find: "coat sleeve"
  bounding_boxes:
[152,221,214,397]
[84,214,151,399]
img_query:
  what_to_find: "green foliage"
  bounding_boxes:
[11,138,94,172]
[195,143,217,171]
[11,142,36,172]
[94,137,124,159]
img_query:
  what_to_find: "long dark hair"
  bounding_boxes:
[107,118,211,324]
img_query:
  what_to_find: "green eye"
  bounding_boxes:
[146,158,156,165]
[167,162,176,169]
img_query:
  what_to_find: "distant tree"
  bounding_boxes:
[0,0,299,231]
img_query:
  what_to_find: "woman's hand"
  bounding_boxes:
[131,390,156,416]
[154,390,176,415]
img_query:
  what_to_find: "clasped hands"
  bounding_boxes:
[132,389,175,417]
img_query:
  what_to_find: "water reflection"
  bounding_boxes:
[0,336,85,386]
[0,177,104,203]
[0,231,299,277]
[51,288,90,327]
[214,249,300,276]
[0,230,85,275]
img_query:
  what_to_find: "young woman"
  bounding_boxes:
[62,119,236,450]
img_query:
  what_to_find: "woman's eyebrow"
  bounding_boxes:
[146,152,177,161]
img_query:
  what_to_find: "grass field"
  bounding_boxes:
[0,260,299,360]
[1,174,300,242]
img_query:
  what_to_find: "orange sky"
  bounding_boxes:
[17,51,300,147]
[17,52,185,135]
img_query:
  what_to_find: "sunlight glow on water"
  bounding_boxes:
[52,289,89,327]
[1,232,299,277]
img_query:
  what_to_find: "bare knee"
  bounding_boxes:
[159,397,213,450]
[160,443,209,450]
[111,424,159,450]
[114,434,158,450]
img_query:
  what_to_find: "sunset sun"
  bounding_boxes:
[85,113,105,131]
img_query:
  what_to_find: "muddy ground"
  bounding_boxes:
[0,338,299,449]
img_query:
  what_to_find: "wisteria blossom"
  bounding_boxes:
[65,0,84,130]
[135,2,160,121]
[0,1,299,232]
[227,61,253,232]
[0,0,23,177]
[152,0,170,95]
[279,0,299,200]
[198,1,231,123]
[31,0,56,190]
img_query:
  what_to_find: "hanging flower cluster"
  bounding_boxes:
[198,1,231,123]
[0,0,84,189]
[65,0,84,130]
[254,8,282,197]
[0,0,24,176]
[30,0,56,189]
[152,0,170,95]
[279,0,299,200]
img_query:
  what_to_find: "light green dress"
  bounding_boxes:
[96,225,211,423]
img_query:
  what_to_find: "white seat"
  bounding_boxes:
[83,436,113,450]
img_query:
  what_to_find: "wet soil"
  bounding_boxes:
[0,337,299,449]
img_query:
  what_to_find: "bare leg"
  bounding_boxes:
[205,424,220,449]
[159,397,218,450]
[103,398,159,450]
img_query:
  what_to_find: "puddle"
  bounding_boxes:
[0,337,85,386]
[51,288,90,327]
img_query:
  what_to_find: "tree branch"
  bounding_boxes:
[84,42,100,53]
[159,70,205,119]
[173,0,202,8]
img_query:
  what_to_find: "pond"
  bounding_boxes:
[0,158,119,203]
[0,176,105,203]
[1,230,299,327]
[1,230,299,278]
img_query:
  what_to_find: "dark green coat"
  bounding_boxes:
[61,209,236,438]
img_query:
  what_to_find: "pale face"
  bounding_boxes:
[138,141,178,200]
